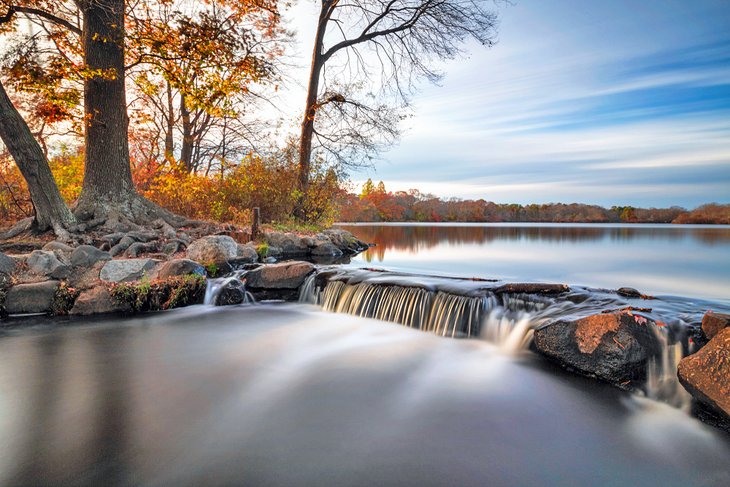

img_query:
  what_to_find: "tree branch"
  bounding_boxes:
[0,5,81,35]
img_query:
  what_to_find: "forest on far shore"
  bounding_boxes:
[337,180,730,224]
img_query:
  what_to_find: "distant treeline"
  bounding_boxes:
[337,181,730,224]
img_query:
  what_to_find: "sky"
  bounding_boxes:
[281,0,730,208]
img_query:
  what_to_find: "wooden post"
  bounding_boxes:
[251,207,261,241]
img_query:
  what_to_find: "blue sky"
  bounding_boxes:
[284,0,730,208]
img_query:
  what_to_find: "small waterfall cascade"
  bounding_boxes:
[204,271,255,306]
[300,273,543,345]
[645,326,692,410]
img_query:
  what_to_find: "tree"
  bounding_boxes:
[0,78,76,233]
[295,0,499,217]
[360,177,375,197]
[127,0,284,174]
[0,0,182,228]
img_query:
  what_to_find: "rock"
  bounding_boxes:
[617,287,642,298]
[100,258,159,283]
[42,241,75,253]
[71,245,112,267]
[264,232,309,256]
[236,244,258,263]
[533,311,663,385]
[324,229,368,253]
[162,239,187,255]
[311,242,343,257]
[267,246,283,258]
[702,311,730,340]
[5,281,60,314]
[678,327,730,418]
[110,236,136,256]
[246,261,315,289]
[70,286,131,315]
[494,283,569,294]
[214,279,248,306]
[264,257,277,264]
[186,235,239,265]
[157,259,206,279]
[0,252,16,274]
[27,250,70,279]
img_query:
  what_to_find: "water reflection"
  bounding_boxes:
[336,223,730,301]
[0,305,728,486]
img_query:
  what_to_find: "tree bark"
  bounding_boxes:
[180,93,194,172]
[75,0,136,217]
[0,79,76,232]
[295,0,331,218]
[164,81,174,161]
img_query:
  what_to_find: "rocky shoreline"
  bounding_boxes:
[0,227,728,431]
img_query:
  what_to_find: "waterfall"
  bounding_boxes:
[300,273,542,348]
[204,271,255,306]
[645,326,692,410]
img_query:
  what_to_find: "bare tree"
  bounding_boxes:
[295,0,499,217]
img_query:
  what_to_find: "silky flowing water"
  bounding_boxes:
[2,223,730,485]
[1,304,729,486]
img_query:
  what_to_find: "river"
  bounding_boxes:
[1,223,730,485]
[335,223,730,303]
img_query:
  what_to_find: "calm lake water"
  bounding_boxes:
[336,223,730,303]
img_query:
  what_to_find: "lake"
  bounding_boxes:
[336,223,730,303]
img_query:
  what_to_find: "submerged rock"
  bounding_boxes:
[246,261,315,289]
[214,279,248,306]
[702,311,730,340]
[5,281,60,314]
[533,311,663,386]
[678,328,730,418]
[186,235,239,264]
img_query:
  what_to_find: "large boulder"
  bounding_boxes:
[246,261,315,289]
[5,281,60,314]
[678,327,730,418]
[70,286,132,315]
[27,250,70,279]
[264,232,309,256]
[186,235,239,265]
[100,258,159,283]
[323,229,367,253]
[213,279,249,306]
[702,311,730,340]
[71,245,112,267]
[533,311,663,385]
[157,259,206,279]
[311,241,343,257]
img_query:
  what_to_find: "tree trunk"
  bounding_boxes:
[180,93,194,172]
[295,0,330,219]
[164,81,174,161]
[0,79,76,232]
[75,0,136,218]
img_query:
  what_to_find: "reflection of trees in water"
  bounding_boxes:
[338,225,730,262]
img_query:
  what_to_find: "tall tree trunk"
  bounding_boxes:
[180,94,194,172]
[0,79,76,232]
[164,81,174,161]
[295,0,330,218]
[75,0,136,218]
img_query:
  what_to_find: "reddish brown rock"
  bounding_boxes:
[678,327,730,418]
[245,261,315,289]
[533,311,663,385]
[70,286,132,316]
[702,311,730,340]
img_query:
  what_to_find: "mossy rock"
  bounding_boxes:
[110,274,207,313]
